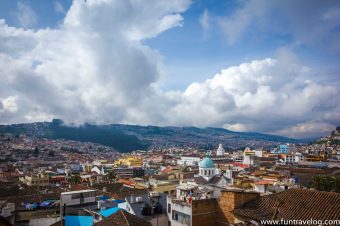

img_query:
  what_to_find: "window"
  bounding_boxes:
[172,211,178,220]
[168,203,171,213]
[71,193,81,199]
[172,210,190,225]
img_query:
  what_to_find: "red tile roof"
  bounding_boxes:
[94,209,151,226]
[232,189,340,221]
[254,180,273,185]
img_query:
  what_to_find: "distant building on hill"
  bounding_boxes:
[216,143,225,156]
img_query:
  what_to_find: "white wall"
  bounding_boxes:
[61,194,96,206]
[254,184,266,193]
[178,157,200,166]
[255,150,263,157]
[167,196,192,226]
[29,217,60,226]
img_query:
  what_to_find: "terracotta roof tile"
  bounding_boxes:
[232,189,340,221]
[94,209,152,226]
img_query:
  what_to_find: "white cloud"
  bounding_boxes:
[215,0,340,46]
[54,1,66,14]
[0,96,18,113]
[16,2,38,28]
[199,9,210,31]
[0,0,339,138]
[217,0,266,45]
[0,0,191,126]
[223,123,251,132]
[163,57,339,137]
[275,122,335,138]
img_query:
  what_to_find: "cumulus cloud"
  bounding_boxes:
[0,96,18,113]
[15,2,38,28]
[0,0,339,138]
[163,58,339,137]
[0,0,191,125]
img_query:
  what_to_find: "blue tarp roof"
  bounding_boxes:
[99,207,120,218]
[98,195,110,200]
[113,199,125,204]
[65,216,93,226]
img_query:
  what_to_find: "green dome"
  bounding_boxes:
[199,156,215,168]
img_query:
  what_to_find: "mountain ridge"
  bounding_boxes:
[0,120,305,152]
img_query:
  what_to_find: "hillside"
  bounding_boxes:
[316,126,340,145]
[0,119,301,152]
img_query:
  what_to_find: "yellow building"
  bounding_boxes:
[92,160,108,165]
[305,155,326,162]
[152,181,177,195]
[243,147,256,156]
[115,156,143,167]
[20,172,49,189]
[82,164,93,173]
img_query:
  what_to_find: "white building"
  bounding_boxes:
[242,147,259,166]
[216,143,225,156]
[60,190,96,216]
[294,152,305,163]
[91,166,105,175]
[243,154,255,165]
[177,155,200,166]
[282,152,305,163]
[0,201,15,225]
[255,148,264,157]
[124,192,168,226]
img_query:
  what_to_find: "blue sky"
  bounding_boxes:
[0,0,339,138]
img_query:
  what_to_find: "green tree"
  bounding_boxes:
[70,175,81,184]
[312,175,322,190]
[335,176,340,193]
[48,150,55,157]
[107,171,116,183]
[181,166,190,173]
[313,175,340,192]
[33,147,39,157]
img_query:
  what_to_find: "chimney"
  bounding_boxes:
[219,190,259,224]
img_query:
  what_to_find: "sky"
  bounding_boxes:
[0,0,340,138]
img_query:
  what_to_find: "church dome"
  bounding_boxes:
[199,156,215,168]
